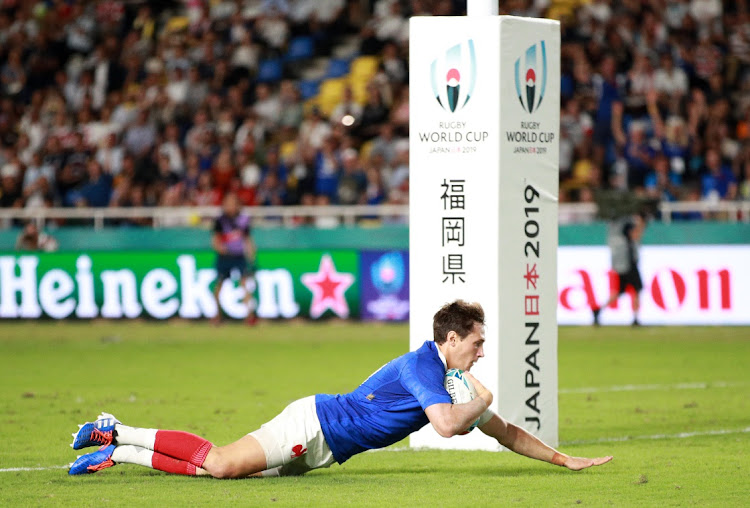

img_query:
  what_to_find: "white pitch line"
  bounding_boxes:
[0,465,68,473]
[561,427,750,446]
[559,381,744,395]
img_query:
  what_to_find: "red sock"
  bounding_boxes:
[153,430,213,468]
[152,452,197,475]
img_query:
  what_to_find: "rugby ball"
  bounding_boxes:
[444,368,480,434]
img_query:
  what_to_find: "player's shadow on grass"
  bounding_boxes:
[332,464,568,477]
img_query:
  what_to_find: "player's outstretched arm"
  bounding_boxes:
[478,414,613,471]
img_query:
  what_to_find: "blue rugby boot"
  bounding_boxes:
[71,412,120,450]
[68,444,116,475]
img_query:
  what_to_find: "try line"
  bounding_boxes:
[560,427,750,446]
[4,427,749,472]
[559,381,745,395]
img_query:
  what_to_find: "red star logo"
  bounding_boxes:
[301,254,355,318]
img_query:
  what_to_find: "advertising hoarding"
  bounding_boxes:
[360,250,410,321]
[0,250,359,320]
[558,245,750,325]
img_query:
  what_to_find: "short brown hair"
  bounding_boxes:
[433,300,485,344]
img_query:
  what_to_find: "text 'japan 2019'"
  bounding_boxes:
[523,184,542,431]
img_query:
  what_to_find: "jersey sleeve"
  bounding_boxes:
[400,356,452,410]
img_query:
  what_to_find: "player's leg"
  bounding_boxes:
[69,414,214,476]
[631,292,641,326]
[70,434,256,478]
[70,444,212,476]
[69,397,333,478]
[114,445,211,475]
[247,396,336,477]
[115,424,213,465]
[201,434,268,478]
[211,274,226,325]
[631,269,643,326]
[592,293,615,326]
[240,273,258,325]
[593,273,624,325]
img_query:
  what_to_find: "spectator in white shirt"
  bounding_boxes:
[166,67,189,105]
[158,123,185,175]
[231,31,259,72]
[653,52,688,99]
[299,107,332,150]
[96,132,125,177]
[253,83,282,129]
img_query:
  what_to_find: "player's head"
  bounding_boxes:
[433,300,486,371]
[222,192,240,217]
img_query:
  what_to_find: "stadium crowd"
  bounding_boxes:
[0,0,748,222]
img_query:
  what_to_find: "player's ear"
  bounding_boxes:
[446,330,457,346]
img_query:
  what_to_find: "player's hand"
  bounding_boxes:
[463,372,493,407]
[560,454,613,471]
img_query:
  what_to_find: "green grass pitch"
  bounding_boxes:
[1,322,748,506]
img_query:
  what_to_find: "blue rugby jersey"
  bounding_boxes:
[315,340,451,464]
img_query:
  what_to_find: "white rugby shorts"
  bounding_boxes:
[249,396,335,477]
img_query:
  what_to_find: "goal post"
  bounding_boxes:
[408,14,561,450]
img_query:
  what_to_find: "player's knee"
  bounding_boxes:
[208,460,242,479]
[205,452,243,479]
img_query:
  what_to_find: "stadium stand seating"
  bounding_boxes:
[0,0,746,221]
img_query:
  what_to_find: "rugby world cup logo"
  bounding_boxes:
[514,41,547,114]
[430,39,477,113]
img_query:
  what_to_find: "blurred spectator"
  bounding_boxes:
[96,133,125,178]
[739,154,750,201]
[388,144,409,192]
[0,162,22,208]
[256,170,286,206]
[278,81,304,134]
[374,1,408,43]
[314,136,341,201]
[192,171,221,207]
[23,152,55,208]
[158,124,185,175]
[337,148,366,205]
[253,83,281,130]
[331,86,363,127]
[166,67,189,106]
[358,84,389,139]
[15,221,58,251]
[123,110,157,159]
[653,52,688,101]
[59,133,90,205]
[212,148,236,194]
[701,149,737,202]
[363,163,386,205]
[72,159,113,208]
[644,153,681,202]
[381,42,407,84]
[299,107,332,151]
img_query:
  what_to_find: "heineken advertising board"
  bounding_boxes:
[0,250,361,320]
